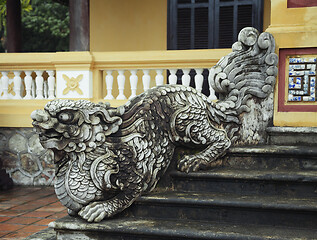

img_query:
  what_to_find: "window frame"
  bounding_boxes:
[167,0,264,50]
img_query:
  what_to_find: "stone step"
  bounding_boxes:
[51,216,317,240]
[267,127,317,146]
[24,228,56,240]
[223,145,317,170]
[126,191,317,229]
[170,169,317,197]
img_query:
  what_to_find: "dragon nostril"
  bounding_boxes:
[31,110,48,122]
[31,110,39,121]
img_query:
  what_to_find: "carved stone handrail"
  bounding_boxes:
[32,27,278,223]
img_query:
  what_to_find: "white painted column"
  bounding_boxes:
[182,69,191,87]
[13,71,22,99]
[168,69,177,85]
[35,70,44,99]
[208,87,217,100]
[104,70,114,100]
[31,79,36,99]
[129,70,138,99]
[1,71,9,99]
[47,70,56,99]
[116,70,126,100]
[24,71,33,99]
[142,69,151,92]
[194,68,204,93]
[155,69,164,86]
[0,75,2,98]
[43,80,48,99]
[208,67,218,100]
[208,77,218,101]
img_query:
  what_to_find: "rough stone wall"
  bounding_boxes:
[0,127,55,186]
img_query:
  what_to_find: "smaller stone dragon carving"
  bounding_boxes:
[32,27,278,222]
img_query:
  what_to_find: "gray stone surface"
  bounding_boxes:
[267,126,317,145]
[238,93,274,145]
[8,133,27,153]
[24,227,56,240]
[209,27,277,145]
[28,134,46,155]
[0,127,55,186]
[51,215,317,240]
[223,145,317,170]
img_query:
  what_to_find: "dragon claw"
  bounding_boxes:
[177,156,206,173]
[79,202,108,223]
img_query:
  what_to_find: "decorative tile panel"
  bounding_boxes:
[56,70,93,98]
[287,57,316,102]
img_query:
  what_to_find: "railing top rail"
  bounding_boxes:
[92,49,231,69]
[0,49,231,71]
[0,52,56,70]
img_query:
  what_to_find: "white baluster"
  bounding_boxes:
[129,70,138,99]
[43,80,48,99]
[104,70,114,100]
[142,69,151,92]
[168,69,177,85]
[0,75,2,98]
[47,70,55,99]
[24,71,33,99]
[31,79,36,98]
[35,70,44,99]
[1,71,9,99]
[116,70,126,100]
[155,69,164,86]
[208,75,217,100]
[194,68,204,93]
[13,71,22,99]
[182,69,191,87]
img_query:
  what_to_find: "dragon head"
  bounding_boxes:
[31,99,124,163]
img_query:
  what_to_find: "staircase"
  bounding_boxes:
[49,128,317,240]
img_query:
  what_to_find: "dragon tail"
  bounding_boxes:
[208,27,278,142]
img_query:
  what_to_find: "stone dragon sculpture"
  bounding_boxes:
[31,27,278,222]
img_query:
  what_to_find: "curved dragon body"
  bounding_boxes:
[31,27,278,222]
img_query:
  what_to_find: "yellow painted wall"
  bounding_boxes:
[266,0,317,127]
[6,0,315,127]
[263,0,271,31]
[90,0,167,52]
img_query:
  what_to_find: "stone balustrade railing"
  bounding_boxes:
[93,50,230,103]
[103,68,217,101]
[0,50,231,127]
[0,70,56,100]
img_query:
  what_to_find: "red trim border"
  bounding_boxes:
[278,48,317,112]
[287,0,317,8]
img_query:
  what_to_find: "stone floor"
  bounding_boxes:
[0,186,67,240]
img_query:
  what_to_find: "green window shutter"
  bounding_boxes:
[177,8,191,50]
[194,7,209,49]
[218,6,234,48]
[168,0,263,50]
[237,4,253,35]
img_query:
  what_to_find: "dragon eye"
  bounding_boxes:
[58,112,73,123]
